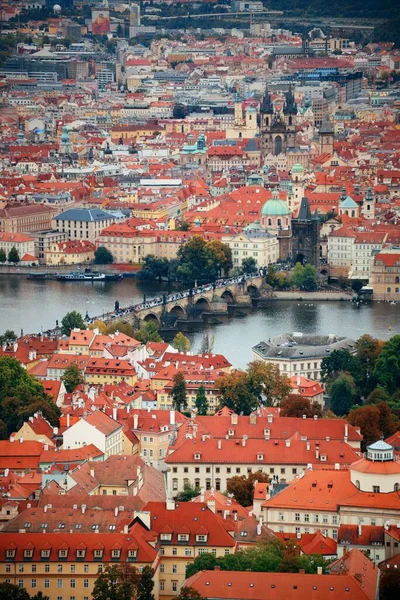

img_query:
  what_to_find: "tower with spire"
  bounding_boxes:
[259,84,297,159]
[319,116,334,155]
[291,197,320,267]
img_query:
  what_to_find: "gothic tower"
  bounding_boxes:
[319,116,334,155]
[259,85,297,160]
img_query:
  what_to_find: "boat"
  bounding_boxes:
[27,273,52,280]
[104,273,124,281]
[56,271,106,282]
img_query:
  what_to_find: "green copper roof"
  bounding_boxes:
[261,197,290,217]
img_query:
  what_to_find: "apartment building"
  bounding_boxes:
[142,501,236,600]
[0,232,35,258]
[370,251,400,301]
[63,412,123,458]
[53,208,117,243]
[85,357,137,386]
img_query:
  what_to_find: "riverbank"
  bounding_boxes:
[0,263,140,275]
[269,290,353,301]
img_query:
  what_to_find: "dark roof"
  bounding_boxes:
[55,208,115,222]
[319,116,334,134]
[296,197,312,221]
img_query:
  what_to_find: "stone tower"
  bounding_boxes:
[319,116,334,155]
[259,85,297,159]
[291,197,320,267]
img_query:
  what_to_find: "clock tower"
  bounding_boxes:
[319,116,334,155]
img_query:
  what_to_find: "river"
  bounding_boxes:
[1,274,399,369]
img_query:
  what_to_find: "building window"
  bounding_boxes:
[44,580,50,589]
[70,579,76,588]
[185,548,192,556]
[57,579,63,589]
[84,579,89,588]
[373,486,380,493]
[172,564,177,574]
[172,581,178,592]
[172,548,177,555]
[31,580,37,589]
[160,581,165,592]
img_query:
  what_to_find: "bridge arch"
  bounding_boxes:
[143,312,161,325]
[168,305,186,320]
[247,284,259,297]
[320,267,329,276]
[220,289,235,303]
[194,296,211,311]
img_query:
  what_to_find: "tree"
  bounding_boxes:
[195,385,208,415]
[0,356,59,435]
[138,255,169,281]
[200,330,215,354]
[176,588,204,600]
[329,373,357,415]
[0,248,6,263]
[176,483,199,502]
[172,331,191,352]
[366,387,391,405]
[171,372,187,411]
[89,320,109,335]
[0,583,48,600]
[291,263,317,291]
[373,335,400,395]
[61,363,85,393]
[242,256,258,274]
[321,349,360,385]
[280,396,321,418]
[61,311,85,336]
[206,239,232,277]
[216,370,259,415]
[177,221,191,231]
[177,236,232,284]
[107,320,136,337]
[173,103,187,119]
[8,246,20,263]
[92,564,140,600]
[380,566,400,600]
[351,280,364,294]
[137,566,155,600]
[247,361,291,407]
[227,471,269,507]
[0,329,16,345]
[355,334,382,397]
[94,246,113,264]
[134,321,162,343]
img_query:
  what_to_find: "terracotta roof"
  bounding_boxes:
[81,411,122,436]
[338,525,384,547]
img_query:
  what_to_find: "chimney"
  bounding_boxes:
[200,488,205,502]
[242,435,247,447]
[66,413,70,428]
[313,415,318,421]
[112,407,117,421]
[223,509,229,519]
[267,414,273,423]
[317,566,323,575]
[231,413,238,425]
[126,405,130,414]
[297,375,300,386]
[90,468,95,478]
[170,409,176,426]
[302,414,307,419]
[297,532,301,539]
[81,504,86,514]
[124,524,129,534]
[20,437,23,444]
[166,500,175,511]
[114,507,119,517]
[207,500,216,513]
[315,446,319,460]
[306,441,310,451]
[285,439,291,447]
[358,523,362,537]
[250,414,257,425]
[9,436,14,443]
[257,520,262,536]
[344,423,349,440]
[334,463,340,470]
[44,505,48,513]
[133,413,139,430]
[44,444,49,451]
[4,468,9,477]
[217,439,222,450]
[326,436,330,442]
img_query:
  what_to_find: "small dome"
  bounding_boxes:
[291,163,304,173]
[53,4,62,12]
[261,195,290,217]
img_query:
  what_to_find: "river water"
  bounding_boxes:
[1,274,399,369]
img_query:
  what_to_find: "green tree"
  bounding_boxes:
[227,471,269,506]
[8,246,20,263]
[291,263,317,291]
[176,484,199,502]
[107,320,135,337]
[366,387,391,405]
[351,280,364,294]
[242,256,258,274]
[373,335,400,394]
[0,356,60,433]
[0,329,17,345]
[329,373,357,415]
[247,361,291,407]
[138,255,169,281]
[195,385,208,415]
[0,248,6,263]
[173,103,187,119]
[265,264,277,286]
[61,311,85,336]
[280,395,321,418]
[321,349,360,385]
[172,332,191,352]
[0,583,48,600]
[177,235,232,284]
[355,334,382,397]
[176,588,204,600]
[137,565,155,600]
[171,372,187,411]
[134,321,162,343]
[92,564,140,600]
[94,246,113,264]
[177,221,191,231]
[61,363,85,393]
[216,370,259,415]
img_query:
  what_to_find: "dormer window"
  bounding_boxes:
[194,453,201,460]
[41,549,50,558]
[228,429,234,436]
[160,533,172,541]
[58,549,68,558]
[94,549,103,558]
[128,549,137,559]
[24,549,33,559]
[257,453,264,461]
[6,549,16,559]
[111,549,121,558]
[320,454,327,462]
[76,549,86,558]
[196,534,208,543]
[178,534,189,542]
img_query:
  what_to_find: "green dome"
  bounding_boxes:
[291,163,304,173]
[261,196,290,217]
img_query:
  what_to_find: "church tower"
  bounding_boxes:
[319,116,334,155]
[259,85,297,159]
[234,93,243,127]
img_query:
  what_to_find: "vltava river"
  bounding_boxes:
[1,275,399,369]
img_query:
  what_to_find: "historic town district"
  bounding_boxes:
[0,1,400,600]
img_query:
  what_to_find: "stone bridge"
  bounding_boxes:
[132,275,265,326]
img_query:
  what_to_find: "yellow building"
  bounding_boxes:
[143,501,236,600]
[85,357,137,386]
[13,414,55,448]
[370,251,400,301]
[0,527,159,600]
[45,240,95,265]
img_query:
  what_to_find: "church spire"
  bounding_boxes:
[283,84,297,115]
[261,83,273,115]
